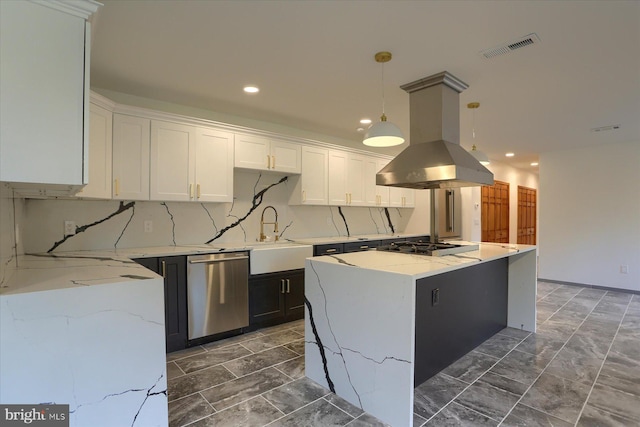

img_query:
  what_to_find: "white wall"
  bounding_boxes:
[539,140,640,291]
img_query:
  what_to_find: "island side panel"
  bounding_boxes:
[0,278,168,427]
[507,248,538,332]
[414,258,508,386]
[304,258,416,427]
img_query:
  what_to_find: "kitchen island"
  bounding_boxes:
[304,242,537,427]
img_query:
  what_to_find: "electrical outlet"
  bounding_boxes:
[432,288,440,306]
[620,265,629,274]
[64,220,76,236]
[326,217,332,225]
[144,220,153,233]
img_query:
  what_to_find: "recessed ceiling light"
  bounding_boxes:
[243,86,259,93]
[505,152,515,157]
[360,118,372,125]
[530,162,539,166]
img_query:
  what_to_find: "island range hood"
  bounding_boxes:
[376,71,494,189]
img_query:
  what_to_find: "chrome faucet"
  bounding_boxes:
[259,205,279,242]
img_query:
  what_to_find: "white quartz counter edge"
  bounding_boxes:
[0,244,251,296]
[309,242,537,280]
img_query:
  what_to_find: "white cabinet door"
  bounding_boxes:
[234,134,270,170]
[299,146,328,205]
[328,150,348,205]
[365,158,379,206]
[376,159,390,207]
[195,128,233,203]
[235,134,301,173]
[150,121,195,201]
[346,153,366,206]
[270,139,301,173]
[0,0,93,186]
[390,187,415,208]
[76,103,112,199]
[112,114,150,200]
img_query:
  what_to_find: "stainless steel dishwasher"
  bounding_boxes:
[187,251,249,340]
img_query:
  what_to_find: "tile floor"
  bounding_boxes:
[166,282,640,426]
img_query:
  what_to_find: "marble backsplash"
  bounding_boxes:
[19,171,414,254]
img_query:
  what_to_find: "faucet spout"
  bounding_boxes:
[259,205,279,242]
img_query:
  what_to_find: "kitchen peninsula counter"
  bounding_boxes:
[304,242,537,427]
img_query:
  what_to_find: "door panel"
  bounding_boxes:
[482,181,509,243]
[517,186,537,245]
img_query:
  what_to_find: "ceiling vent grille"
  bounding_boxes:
[590,124,621,133]
[480,33,541,59]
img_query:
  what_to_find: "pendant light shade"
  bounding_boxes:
[467,102,490,165]
[363,113,405,147]
[363,52,405,147]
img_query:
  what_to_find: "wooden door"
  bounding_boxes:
[517,186,537,244]
[482,181,510,243]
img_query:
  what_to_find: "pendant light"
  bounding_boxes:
[467,102,490,165]
[363,52,405,147]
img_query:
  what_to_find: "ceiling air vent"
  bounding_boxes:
[590,124,621,133]
[480,33,541,59]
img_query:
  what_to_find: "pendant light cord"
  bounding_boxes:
[381,61,386,116]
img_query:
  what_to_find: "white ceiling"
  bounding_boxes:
[90,0,640,170]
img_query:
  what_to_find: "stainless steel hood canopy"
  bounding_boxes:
[377,71,494,189]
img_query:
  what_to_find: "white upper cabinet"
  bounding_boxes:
[328,150,348,205]
[235,134,301,174]
[292,146,329,205]
[112,114,150,200]
[346,153,367,206]
[76,101,112,199]
[0,0,99,191]
[194,127,234,203]
[149,120,234,202]
[328,150,371,207]
[150,121,196,201]
[390,186,416,208]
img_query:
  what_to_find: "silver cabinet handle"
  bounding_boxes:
[325,248,337,253]
[189,256,249,264]
[286,278,290,293]
[281,279,285,294]
[360,245,369,250]
[161,260,166,278]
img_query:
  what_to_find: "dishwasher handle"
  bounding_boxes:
[189,255,249,264]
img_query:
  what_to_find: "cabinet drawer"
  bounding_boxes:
[344,240,380,253]
[313,244,344,256]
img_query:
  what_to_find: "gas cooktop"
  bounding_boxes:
[377,241,479,257]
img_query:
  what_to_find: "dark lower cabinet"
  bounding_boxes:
[414,258,508,386]
[249,269,304,328]
[134,256,188,353]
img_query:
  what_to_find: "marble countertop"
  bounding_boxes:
[309,241,537,280]
[0,232,435,297]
